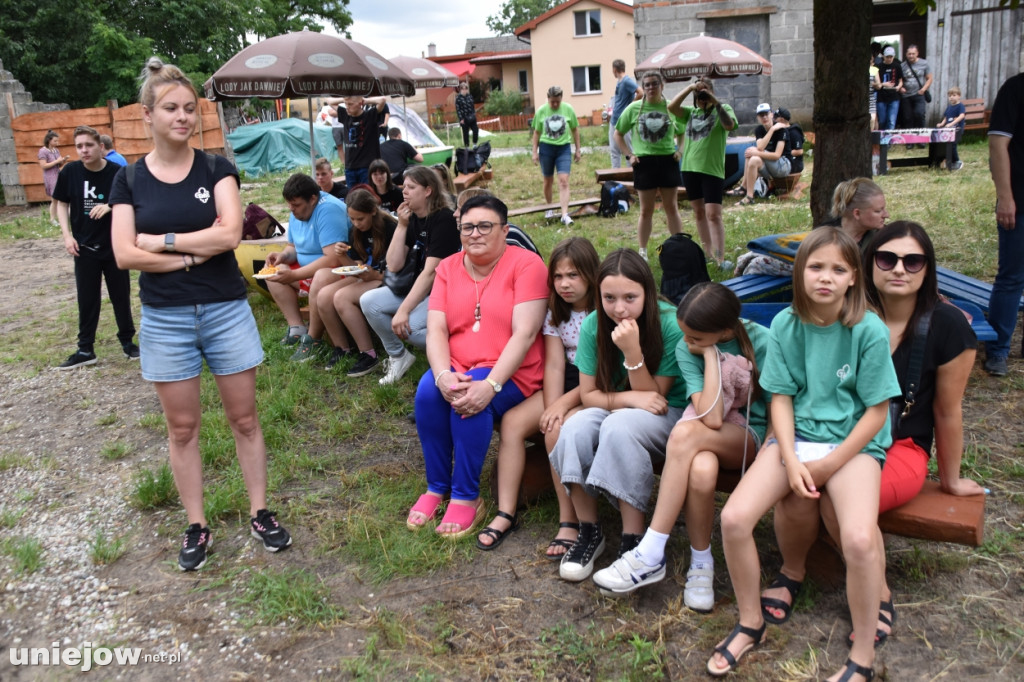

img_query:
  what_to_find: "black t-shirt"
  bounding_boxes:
[891,302,976,453]
[326,181,347,200]
[380,139,418,175]
[52,160,121,258]
[337,107,382,170]
[877,63,901,102]
[403,207,459,273]
[787,125,805,173]
[375,186,404,214]
[352,219,398,271]
[109,151,246,307]
[755,124,790,159]
[989,73,1024,209]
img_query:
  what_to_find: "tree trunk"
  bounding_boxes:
[811,0,874,225]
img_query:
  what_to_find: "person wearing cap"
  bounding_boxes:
[774,108,804,174]
[876,46,903,130]
[667,77,737,268]
[735,104,792,206]
[532,86,582,226]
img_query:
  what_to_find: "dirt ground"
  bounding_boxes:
[0,208,1022,681]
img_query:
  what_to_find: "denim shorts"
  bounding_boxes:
[139,298,264,382]
[538,142,572,177]
[759,156,792,180]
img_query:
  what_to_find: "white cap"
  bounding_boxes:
[755,103,771,114]
[883,46,896,57]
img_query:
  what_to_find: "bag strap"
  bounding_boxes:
[905,60,924,89]
[900,309,932,417]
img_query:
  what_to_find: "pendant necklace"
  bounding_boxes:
[469,259,496,333]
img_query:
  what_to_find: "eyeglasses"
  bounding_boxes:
[874,251,927,273]
[458,221,500,236]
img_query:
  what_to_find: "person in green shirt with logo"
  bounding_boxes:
[532,86,582,226]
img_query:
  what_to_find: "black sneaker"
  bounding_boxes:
[178,523,211,571]
[347,352,380,377]
[559,522,605,582]
[620,533,643,555]
[122,342,140,360]
[324,347,358,370]
[250,509,292,552]
[984,356,1008,377]
[55,351,97,370]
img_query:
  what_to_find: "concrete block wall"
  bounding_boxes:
[0,58,69,205]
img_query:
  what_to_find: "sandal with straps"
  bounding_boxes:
[761,572,803,625]
[706,621,766,677]
[849,595,896,648]
[830,657,875,682]
[737,195,756,206]
[475,510,520,551]
[545,522,580,561]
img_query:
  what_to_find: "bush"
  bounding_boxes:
[483,89,525,116]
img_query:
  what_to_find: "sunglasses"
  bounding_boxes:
[874,251,926,273]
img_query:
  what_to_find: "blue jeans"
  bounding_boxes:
[986,211,1024,359]
[415,367,527,501]
[344,167,369,189]
[876,99,899,130]
[359,285,429,358]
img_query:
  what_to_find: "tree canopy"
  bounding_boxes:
[0,0,352,109]
[486,0,558,36]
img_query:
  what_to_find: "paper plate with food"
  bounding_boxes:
[253,264,285,280]
[332,264,368,276]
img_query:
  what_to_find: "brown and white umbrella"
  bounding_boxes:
[387,55,459,89]
[635,33,772,81]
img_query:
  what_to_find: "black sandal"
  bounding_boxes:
[848,595,896,648]
[544,521,579,561]
[475,510,520,551]
[761,572,803,625]
[737,195,756,206]
[829,658,874,681]
[706,621,766,676]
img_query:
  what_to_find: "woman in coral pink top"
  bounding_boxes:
[406,194,549,539]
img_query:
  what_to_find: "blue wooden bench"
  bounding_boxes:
[721,274,792,302]
[936,266,1024,314]
[739,301,996,342]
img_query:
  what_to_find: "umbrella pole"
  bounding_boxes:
[402,96,407,139]
[308,96,316,170]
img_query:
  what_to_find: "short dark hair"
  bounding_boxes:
[388,128,401,139]
[282,173,320,201]
[459,194,508,225]
[612,59,626,72]
[99,134,114,149]
[73,125,100,143]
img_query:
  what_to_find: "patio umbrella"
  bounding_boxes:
[635,33,772,81]
[387,55,459,138]
[204,30,415,168]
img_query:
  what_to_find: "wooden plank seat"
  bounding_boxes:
[961,98,989,133]
[772,172,806,200]
[594,167,635,183]
[507,197,601,218]
[722,274,793,302]
[936,266,1024,314]
[453,171,485,193]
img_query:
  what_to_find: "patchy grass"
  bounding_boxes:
[232,567,345,627]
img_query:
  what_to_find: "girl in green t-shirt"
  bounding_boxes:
[708,228,899,682]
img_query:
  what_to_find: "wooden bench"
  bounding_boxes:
[594,167,635,183]
[772,172,806,200]
[936,266,1024,314]
[453,171,485,192]
[962,98,989,133]
[507,197,601,218]
[722,274,793,302]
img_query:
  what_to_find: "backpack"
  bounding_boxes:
[597,181,632,217]
[658,233,711,305]
[455,141,492,175]
[786,124,805,173]
[753,176,769,199]
[242,202,285,240]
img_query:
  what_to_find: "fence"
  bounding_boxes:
[12,100,226,204]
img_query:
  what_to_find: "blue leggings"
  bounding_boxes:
[415,366,527,501]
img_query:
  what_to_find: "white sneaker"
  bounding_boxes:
[544,209,556,219]
[593,551,666,596]
[379,349,416,385]
[683,565,715,612]
[560,213,574,226]
[638,247,648,262]
[559,523,605,582]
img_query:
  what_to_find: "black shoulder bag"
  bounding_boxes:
[889,310,932,441]
[906,61,931,103]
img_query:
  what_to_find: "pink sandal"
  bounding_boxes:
[436,500,487,539]
[406,493,444,530]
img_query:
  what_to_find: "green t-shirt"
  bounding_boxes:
[533,102,578,146]
[676,103,736,178]
[575,301,688,408]
[675,319,772,442]
[615,98,682,157]
[759,308,901,460]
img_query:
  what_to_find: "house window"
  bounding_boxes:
[518,69,528,93]
[572,66,601,94]
[574,10,601,37]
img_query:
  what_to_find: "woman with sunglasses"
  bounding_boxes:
[763,221,982,649]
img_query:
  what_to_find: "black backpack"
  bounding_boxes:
[455,141,492,175]
[787,124,805,174]
[658,233,711,305]
[597,181,632,217]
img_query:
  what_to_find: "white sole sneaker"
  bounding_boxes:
[593,551,666,596]
[379,349,416,385]
[683,565,715,612]
[559,535,605,582]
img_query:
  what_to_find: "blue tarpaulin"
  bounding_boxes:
[227,118,337,177]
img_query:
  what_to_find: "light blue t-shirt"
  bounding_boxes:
[675,319,771,442]
[760,308,901,460]
[611,74,638,123]
[288,191,350,267]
